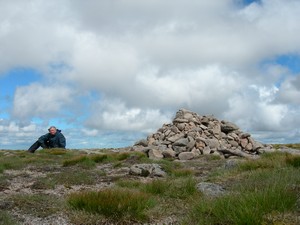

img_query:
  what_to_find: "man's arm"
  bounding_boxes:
[58,133,66,148]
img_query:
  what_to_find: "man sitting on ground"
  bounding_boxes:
[28,126,66,153]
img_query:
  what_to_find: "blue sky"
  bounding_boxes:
[1,0,300,149]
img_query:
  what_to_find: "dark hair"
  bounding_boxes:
[48,126,57,131]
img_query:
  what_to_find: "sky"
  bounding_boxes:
[1,0,300,149]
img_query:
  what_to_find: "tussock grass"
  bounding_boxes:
[273,143,300,150]
[89,154,108,163]
[41,148,69,155]
[237,152,287,171]
[68,189,155,221]
[143,177,198,200]
[63,155,91,166]
[48,170,97,186]
[31,177,56,190]
[285,154,300,168]
[172,168,195,177]
[156,159,182,175]
[116,179,142,188]
[63,152,148,168]
[0,211,17,225]
[0,155,26,173]
[9,193,64,218]
[185,155,300,225]
[0,174,9,191]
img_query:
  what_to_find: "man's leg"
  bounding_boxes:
[28,141,41,153]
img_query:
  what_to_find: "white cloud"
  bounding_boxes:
[86,98,172,133]
[274,75,300,104]
[13,83,75,119]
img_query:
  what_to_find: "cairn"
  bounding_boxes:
[132,109,273,160]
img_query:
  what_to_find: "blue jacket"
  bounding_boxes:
[38,129,66,148]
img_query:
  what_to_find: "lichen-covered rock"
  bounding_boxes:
[129,164,166,177]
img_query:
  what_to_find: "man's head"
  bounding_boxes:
[48,126,57,135]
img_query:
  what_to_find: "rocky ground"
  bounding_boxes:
[0,146,299,225]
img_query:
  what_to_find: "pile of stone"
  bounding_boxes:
[132,109,273,160]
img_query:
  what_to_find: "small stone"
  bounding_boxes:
[178,152,194,160]
[148,149,164,160]
[191,148,201,157]
[229,140,239,147]
[240,138,248,148]
[134,139,148,147]
[172,146,186,154]
[129,164,166,177]
[173,138,189,147]
[197,182,225,197]
[206,138,220,149]
[202,146,211,155]
[195,140,206,149]
[162,149,176,158]
[221,121,239,133]
[167,134,184,143]
[176,123,186,131]
[245,142,253,151]
[240,133,251,138]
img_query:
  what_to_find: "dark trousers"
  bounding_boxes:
[28,140,50,153]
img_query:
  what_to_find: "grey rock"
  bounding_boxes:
[191,148,201,157]
[176,123,186,131]
[148,149,164,160]
[173,138,189,147]
[229,140,239,148]
[206,138,220,149]
[186,136,196,151]
[197,182,225,197]
[221,121,239,133]
[201,117,209,125]
[134,139,148,147]
[202,146,211,155]
[240,133,251,138]
[200,124,208,130]
[173,146,187,154]
[167,133,184,143]
[245,142,253,151]
[240,138,248,148]
[174,118,189,123]
[130,164,166,177]
[224,159,240,169]
[162,149,176,158]
[178,152,195,160]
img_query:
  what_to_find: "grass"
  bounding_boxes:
[0,211,17,225]
[62,151,149,168]
[142,176,198,200]
[9,193,64,218]
[185,153,300,225]
[116,179,142,188]
[48,170,99,186]
[0,154,26,173]
[285,154,300,168]
[62,155,96,168]
[273,143,300,150]
[0,174,9,191]
[68,188,155,221]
